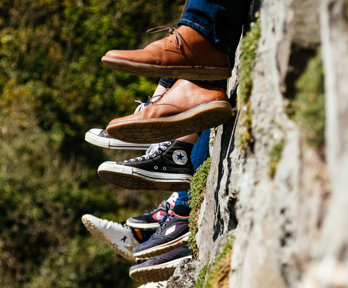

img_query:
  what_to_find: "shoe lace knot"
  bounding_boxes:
[146,26,183,51]
[152,203,173,237]
[123,141,172,163]
[134,100,148,113]
[145,141,172,158]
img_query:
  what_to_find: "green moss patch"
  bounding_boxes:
[194,236,235,288]
[286,49,325,150]
[239,21,261,105]
[237,21,261,151]
[268,140,285,178]
[195,263,209,288]
[188,158,212,256]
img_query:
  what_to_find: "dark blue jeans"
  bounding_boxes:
[175,129,210,206]
[178,0,246,55]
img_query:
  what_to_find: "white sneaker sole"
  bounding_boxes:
[98,162,192,191]
[133,232,190,258]
[85,130,150,150]
[81,215,136,262]
[126,219,160,230]
[130,255,192,282]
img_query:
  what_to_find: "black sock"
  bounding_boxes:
[173,205,191,217]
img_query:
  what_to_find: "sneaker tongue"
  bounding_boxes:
[166,192,178,207]
[159,200,168,207]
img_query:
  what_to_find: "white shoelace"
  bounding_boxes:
[123,141,172,163]
[134,100,148,113]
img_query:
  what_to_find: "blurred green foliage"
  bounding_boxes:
[0,0,183,286]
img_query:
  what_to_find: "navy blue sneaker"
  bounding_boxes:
[130,245,192,282]
[98,140,194,191]
[133,210,190,258]
[127,200,174,230]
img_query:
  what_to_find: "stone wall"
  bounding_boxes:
[168,0,348,287]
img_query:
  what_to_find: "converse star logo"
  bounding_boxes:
[172,150,188,165]
[121,236,127,243]
[165,225,176,236]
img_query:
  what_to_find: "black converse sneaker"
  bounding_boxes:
[85,128,150,150]
[97,140,194,191]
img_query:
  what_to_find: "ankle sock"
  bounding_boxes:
[173,205,191,217]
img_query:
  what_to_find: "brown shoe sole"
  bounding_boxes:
[97,169,191,191]
[106,101,233,144]
[129,256,192,282]
[101,56,231,80]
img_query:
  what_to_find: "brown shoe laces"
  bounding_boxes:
[146,26,183,51]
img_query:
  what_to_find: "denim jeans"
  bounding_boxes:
[175,129,210,206]
[178,0,247,55]
[159,0,247,90]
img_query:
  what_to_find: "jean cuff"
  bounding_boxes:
[178,19,228,53]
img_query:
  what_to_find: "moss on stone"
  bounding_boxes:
[237,21,261,151]
[194,236,234,288]
[205,237,234,288]
[239,21,261,105]
[188,157,212,255]
[268,140,285,178]
[194,263,209,288]
[286,49,325,150]
[236,106,253,150]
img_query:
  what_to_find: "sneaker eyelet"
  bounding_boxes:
[163,167,167,170]
[145,156,149,160]
[154,166,158,170]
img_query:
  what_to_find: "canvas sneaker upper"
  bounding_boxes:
[82,214,139,261]
[97,140,194,191]
[116,140,194,176]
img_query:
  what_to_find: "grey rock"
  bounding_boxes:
[166,259,198,288]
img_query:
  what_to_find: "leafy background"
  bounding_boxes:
[0,0,183,287]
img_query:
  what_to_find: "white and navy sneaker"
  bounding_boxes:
[85,128,150,150]
[82,214,139,261]
[137,281,167,288]
[132,210,190,258]
[130,245,192,282]
[127,200,174,230]
[97,140,194,191]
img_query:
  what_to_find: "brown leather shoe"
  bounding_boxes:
[102,26,231,80]
[106,79,233,143]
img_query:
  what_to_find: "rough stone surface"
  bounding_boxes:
[170,0,348,287]
[167,259,198,288]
